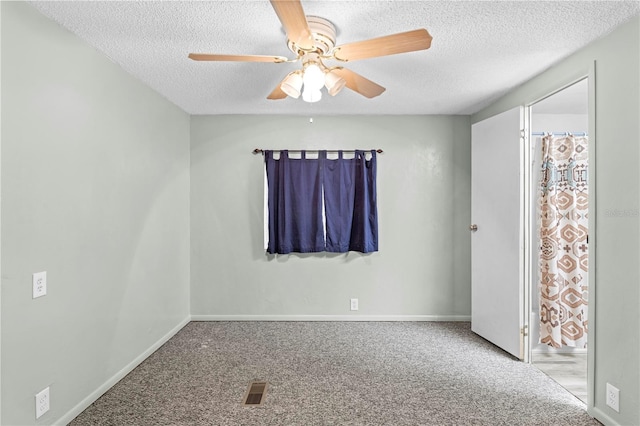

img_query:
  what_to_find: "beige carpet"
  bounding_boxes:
[70,322,598,425]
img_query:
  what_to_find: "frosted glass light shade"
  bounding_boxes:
[325,71,346,96]
[302,89,322,103]
[302,64,325,91]
[281,72,303,98]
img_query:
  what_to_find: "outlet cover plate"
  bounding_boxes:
[33,271,47,299]
[606,383,619,412]
[350,298,359,311]
[35,386,50,419]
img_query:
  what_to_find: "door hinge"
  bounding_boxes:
[521,325,529,337]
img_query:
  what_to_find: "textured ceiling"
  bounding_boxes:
[29,1,639,116]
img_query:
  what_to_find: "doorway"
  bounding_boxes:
[528,79,589,403]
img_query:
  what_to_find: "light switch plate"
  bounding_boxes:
[33,271,47,299]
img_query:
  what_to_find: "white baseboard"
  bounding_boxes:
[190,314,471,322]
[589,406,619,426]
[56,316,191,426]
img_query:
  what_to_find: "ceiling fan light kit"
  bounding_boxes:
[281,71,303,98]
[302,87,322,103]
[325,69,346,97]
[301,64,324,102]
[189,0,432,103]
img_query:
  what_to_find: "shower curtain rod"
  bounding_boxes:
[252,148,383,154]
[531,132,588,136]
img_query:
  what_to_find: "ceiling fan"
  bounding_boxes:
[188,0,433,102]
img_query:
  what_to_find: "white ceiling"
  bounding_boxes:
[29,1,639,116]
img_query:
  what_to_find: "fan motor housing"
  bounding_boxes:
[287,16,337,55]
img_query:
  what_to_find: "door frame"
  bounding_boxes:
[523,63,596,410]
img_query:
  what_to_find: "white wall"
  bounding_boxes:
[1,3,191,425]
[473,16,639,426]
[190,115,471,320]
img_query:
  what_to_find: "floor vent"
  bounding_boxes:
[243,381,268,406]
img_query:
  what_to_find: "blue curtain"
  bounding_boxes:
[265,150,378,254]
[324,150,378,253]
[265,150,325,254]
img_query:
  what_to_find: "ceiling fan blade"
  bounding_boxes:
[331,68,386,99]
[188,53,288,63]
[270,0,315,51]
[267,83,288,100]
[333,29,432,62]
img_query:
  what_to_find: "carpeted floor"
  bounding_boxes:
[70,322,600,425]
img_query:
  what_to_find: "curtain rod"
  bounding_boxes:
[531,132,588,136]
[253,148,383,154]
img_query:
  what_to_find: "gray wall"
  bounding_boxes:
[1,3,191,425]
[531,114,588,134]
[190,115,471,319]
[473,16,639,426]
[3,1,637,425]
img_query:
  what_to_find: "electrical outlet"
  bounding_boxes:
[606,383,619,412]
[32,271,47,299]
[350,298,359,311]
[35,386,50,419]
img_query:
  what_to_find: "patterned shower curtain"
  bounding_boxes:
[538,135,588,348]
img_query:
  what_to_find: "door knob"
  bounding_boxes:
[469,224,478,231]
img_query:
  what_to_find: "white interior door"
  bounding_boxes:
[471,106,524,359]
